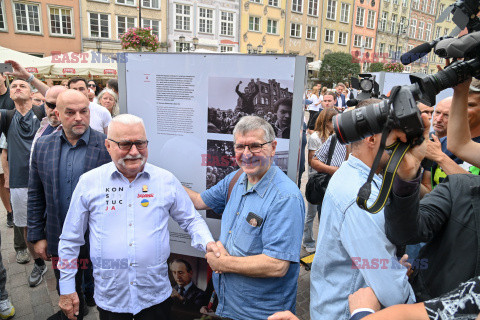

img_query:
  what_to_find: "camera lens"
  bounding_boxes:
[333,100,390,144]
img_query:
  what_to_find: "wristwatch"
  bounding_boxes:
[26,74,34,84]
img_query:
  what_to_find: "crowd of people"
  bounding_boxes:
[0,55,479,320]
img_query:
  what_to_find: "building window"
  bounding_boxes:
[249,16,260,32]
[290,23,301,37]
[419,0,425,11]
[366,10,375,29]
[49,7,72,36]
[89,12,109,38]
[353,34,362,47]
[292,0,303,12]
[199,8,213,34]
[379,42,385,54]
[220,45,233,52]
[116,0,135,5]
[0,0,6,30]
[405,66,411,72]
[175,4,190,31]
[430,0,435,13]
[393,0,398,4]
[306,25,317,40]
[388,44,395,58]
[399,16,406,33]
[402,0,408,6]
[355,7,365,27]
[338,31,347,45]
[142,18,160,39]
[326,0,337,20]
[268,0,279,6]
[14,2,41,33]
[142,0,159,9]
[418,21,424,40]
[340,3,350,23]
[409,18,416,38]
[251,0,262,3]
[364,36,373,49]
[390,14,397,33]
[443,27,449,36]
[220,11,234,36]
[308,0,319,16]
[379,11,387,31]
[117,16,135,39]
[435,26,441,38]
[425,23,431,41]
[324,29,334,43]
[267,19,278,34]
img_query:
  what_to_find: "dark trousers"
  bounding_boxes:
[52,245,89,320]
[0,232,8,301]
[13,225,27,252]
[98,298,172,320]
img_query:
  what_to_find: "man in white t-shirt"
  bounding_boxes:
[67,77,111,134]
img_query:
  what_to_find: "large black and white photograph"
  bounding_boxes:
[208,77,294,139]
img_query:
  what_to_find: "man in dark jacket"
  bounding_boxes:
[170,259,208,311]
[27,89,111,319]
[385,164,479,301]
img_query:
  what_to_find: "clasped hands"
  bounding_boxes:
[205,241,230,274]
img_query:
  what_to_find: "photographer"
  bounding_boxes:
[309,99,416,320]
[384,92,480,301]
[447,78,480,168]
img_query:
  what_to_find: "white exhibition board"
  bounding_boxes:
[119,53,306,257]
[371,72,453,106]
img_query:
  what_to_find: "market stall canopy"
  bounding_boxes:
[42,51,117,76]
[307,60,322,71]
[0,46,52,75]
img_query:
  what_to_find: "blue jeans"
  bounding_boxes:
[303,201,320,249]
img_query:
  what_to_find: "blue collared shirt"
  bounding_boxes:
[58,162,214,315]
[58,128,90,219]
[201,165,305,320]
[310,155,415,320]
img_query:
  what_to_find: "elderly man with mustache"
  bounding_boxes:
[57,114,219,320]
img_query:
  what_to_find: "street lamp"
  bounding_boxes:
[96,40,102,52]
[257,45,263,53]
[247,43,253,53]
[178,36,198,52]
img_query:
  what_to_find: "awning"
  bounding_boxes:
[0,46,52,75]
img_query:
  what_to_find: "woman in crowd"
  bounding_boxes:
[87,80,100,103]
[303,108,338,253]
[97,88,119,116]
[307,86,322,132]
[320,86,328,101]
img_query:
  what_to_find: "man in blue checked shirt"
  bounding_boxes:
[185,116,305,320]
[57,114,220,320]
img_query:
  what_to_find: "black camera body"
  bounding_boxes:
[334,86,424,145]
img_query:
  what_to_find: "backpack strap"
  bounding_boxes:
[32,105,46,121]
[227,169,244,202]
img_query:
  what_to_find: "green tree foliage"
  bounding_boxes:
[318,52,361,87]
[369,62,385,72]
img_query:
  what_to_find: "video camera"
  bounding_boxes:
[331,0,480,213]
[347,74,380,107]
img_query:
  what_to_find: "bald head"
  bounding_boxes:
[56,89,89,111]
[45,85,67,103]
[433,97,452,138]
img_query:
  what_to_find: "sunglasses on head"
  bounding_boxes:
[45,101,56,109]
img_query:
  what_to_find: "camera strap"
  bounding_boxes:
[356,85,411,213]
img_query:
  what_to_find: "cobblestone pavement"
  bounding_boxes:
[0,122,315,320]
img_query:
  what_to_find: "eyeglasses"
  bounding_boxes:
[108,139,148,151]
[45,101,56,109]
[234,141,272,153]
[88,84,96,87]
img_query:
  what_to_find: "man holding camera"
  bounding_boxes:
[310,99,416,320]
[384,79,480,302]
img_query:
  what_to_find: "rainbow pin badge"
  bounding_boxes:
[141,199,149,207]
